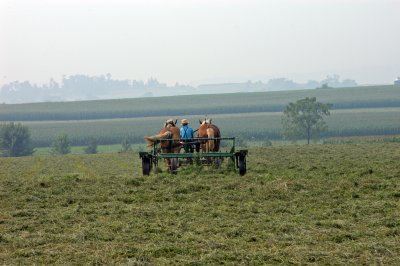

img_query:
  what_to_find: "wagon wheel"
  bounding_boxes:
[238,155,246,176]
[170,158,178,174]
[142,157,151,176]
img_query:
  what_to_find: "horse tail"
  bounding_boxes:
[144,131,171,146]
[206,127,215,152]
[212,125,221,152]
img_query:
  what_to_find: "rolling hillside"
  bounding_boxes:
[1,85,399,121]
[19,108,400,147]
[1,85,399,147]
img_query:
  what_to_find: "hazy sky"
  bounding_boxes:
[1,0,399,86]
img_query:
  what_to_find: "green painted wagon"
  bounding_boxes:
[139,137,248,176]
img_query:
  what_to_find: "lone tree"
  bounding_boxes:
[84,137,98,154]
[121,136,132,153]
[282,97,332,144]
[52,132,71,154]
[0,122,34,157]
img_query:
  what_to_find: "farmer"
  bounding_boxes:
[180,118,194,153]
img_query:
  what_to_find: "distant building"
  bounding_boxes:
[395,77,400,85]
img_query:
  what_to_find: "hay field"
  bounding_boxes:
[1,143,399,264]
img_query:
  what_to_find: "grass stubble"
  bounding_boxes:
[0,143,399,264]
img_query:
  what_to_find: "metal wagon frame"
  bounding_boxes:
[139,137,248,176]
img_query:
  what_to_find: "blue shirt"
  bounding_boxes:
[180,125,193,140]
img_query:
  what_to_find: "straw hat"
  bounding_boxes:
[181,118,189,124]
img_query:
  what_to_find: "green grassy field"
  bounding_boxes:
[20,107,400,147]
[1,85,399,121]
[1,143,400,264]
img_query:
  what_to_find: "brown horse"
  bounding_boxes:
[144,119,181,171]
[197,118,221,152]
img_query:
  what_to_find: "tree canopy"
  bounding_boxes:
[84,137,98,154]
[52,133,71,155]
[121,136,132,153]
[0,122,34,157]
[282,97,332,144]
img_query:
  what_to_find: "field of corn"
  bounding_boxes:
[1,143,400,264]
[18,107,400,147]
[1,85,399,147]
[1,85,399,121]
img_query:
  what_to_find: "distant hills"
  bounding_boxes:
[0,74,357,104]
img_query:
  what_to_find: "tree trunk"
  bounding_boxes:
[307,127,310,144]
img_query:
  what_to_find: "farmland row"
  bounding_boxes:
[18,108,400,147]
[1,85,399,121]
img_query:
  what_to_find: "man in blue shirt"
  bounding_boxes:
[180,118,194,153]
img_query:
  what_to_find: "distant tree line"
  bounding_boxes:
[0,74,169,103]
[0,74,357,104]
[264,74,357,91]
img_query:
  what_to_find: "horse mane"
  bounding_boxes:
[201,118,212,125]
[164,119,177,128]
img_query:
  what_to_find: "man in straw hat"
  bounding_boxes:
[180,118,194,153]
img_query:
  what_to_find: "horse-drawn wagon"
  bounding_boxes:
[140,119,248,176]
[139,137,248,176]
